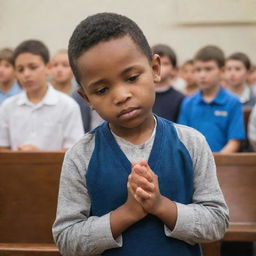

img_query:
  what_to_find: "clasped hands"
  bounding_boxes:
[126,160,164,220]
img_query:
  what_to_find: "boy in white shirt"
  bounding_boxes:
[0,40,84,151]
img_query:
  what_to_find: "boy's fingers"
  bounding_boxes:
[131,161,138,168]
[133,164,153,182]
[141,161,155,176]
[136,187,151,200]
[130,173,155,192]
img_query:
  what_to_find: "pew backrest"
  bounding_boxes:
[0,152,65,244]
[214,153,256,241]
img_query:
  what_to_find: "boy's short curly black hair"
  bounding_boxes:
[68,12,153,84]
[13,39,50,65]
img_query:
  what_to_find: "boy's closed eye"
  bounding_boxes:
[95,87,108,95]
[126,74,140,83]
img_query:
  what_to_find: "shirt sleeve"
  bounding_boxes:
[177,98,189,125]
[61,100,85,149]
[164,126,229,244]
[0,104,11,147]
[52,149,122,256]
[227,100,245,140]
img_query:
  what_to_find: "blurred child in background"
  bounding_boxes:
[0,48,22,104]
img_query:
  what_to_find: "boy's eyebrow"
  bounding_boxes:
[120,66,139,75]
[88,65,141,88]
[88,79,109,88]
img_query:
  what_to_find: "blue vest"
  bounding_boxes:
[87,116,201,256]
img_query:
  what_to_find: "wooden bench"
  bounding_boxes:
[202,153,256,256]
[0,152,64,256]
[1,152,255,256]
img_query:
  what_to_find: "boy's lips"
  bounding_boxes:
[24,80,34,86]
[117,107,140,119]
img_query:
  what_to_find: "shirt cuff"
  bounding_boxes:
[90,213,122,249]
[164,202,196,245]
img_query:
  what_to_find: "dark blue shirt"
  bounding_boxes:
[178,87,245,152]
[153,86,184,122]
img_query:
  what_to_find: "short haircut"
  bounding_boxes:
[226,52,251,71]
[182,59,194,66]
[0,48,14,66]
[151,44,177,68]
[13,40,50,65]
[194,45,225,68]
[52,49,68,58]
[68,12,152,83]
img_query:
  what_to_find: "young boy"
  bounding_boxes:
[53,13,229,256]
[225,52,256,107]
[180,59,198,96]
[0,40,84,151]
[50,49,75,95]
[0,48,22,104]
[151,44,184,122]
[178,46,245,153]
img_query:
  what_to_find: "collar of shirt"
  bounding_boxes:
[17,84,59,107]
[195,87,227,106]
[239,85,251,104]
[155,84,172,93]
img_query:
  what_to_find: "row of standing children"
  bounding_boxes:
[1,27,256,153]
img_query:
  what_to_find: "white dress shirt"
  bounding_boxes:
[0,85,84,150]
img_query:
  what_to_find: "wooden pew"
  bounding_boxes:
[202,153,256,256]
[1,152,255,256]
[0,152,64,256]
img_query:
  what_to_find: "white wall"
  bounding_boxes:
[0,0,255,64]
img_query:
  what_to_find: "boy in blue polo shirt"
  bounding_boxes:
[0,48,22,104]
[52,13,229,256]
[178,45,245,153]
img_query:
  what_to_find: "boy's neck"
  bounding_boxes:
[202,84,221,103]
[27,83,49,104]
[0,79,15,93]
[185,83,198,95]
[229,83,246,96]
[53,81,72,94]
[110,114,155,145]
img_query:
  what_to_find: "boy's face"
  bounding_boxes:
[225,60,248,88]
[248,70,256,86]
[0,60,15,85]
[159,56,176,84]
[77,36,160,132]
[50,53,73,84]
[15,53,49,93]
[180,63,195,86]
[194,60,223,90]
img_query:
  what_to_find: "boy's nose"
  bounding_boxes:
[23,68,31,77]
[113,86,132,105]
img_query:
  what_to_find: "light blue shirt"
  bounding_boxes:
[178,87,245,152]
[0,82,22,104]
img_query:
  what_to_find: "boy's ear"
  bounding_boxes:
[151,54,161,83]
[77,87,90,105]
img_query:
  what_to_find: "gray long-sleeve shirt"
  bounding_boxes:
[52,123,229,256]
